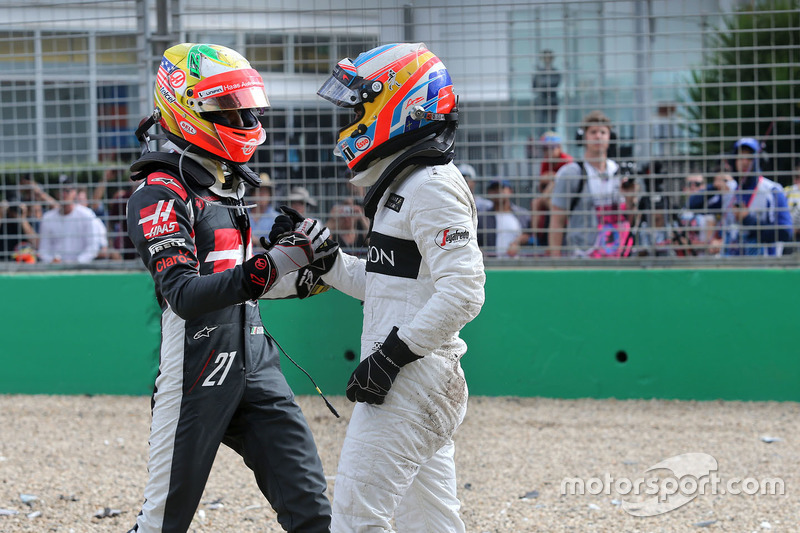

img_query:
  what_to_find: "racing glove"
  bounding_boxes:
[296,247,339,299]
[268,205,341,299]
[346,326,422,405]
[243,215,338,299]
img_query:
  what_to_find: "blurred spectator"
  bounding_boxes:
[457,163,492,211]
[689,138,791,256]
[548,110,627,258]
[249,172,280,249]
[37,175,104,264]
[0,193,39,262]
[784,160,800,242]
[532,49,561,134]
[477,179,531,258]
[531,132,573,246]
[673,174,718,256]
[106,176,138,260]
[92,215,121,261]
[76,168,116,218]
[19,176,59,233]
[286,186,317,217]
[326,199,369,253]
[619,174,654,255]
[538,131,573,177]
[344,171,367,206]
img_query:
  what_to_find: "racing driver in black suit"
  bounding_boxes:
[125,43,336,533]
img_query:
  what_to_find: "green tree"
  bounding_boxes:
[683,0,799,179]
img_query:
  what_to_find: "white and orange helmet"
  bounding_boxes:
[153,43,268,164]
[317,43,458,172]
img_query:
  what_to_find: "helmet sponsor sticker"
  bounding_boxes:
[179,121,196,135]
[435,226,471,250]
[340,143,355,162]
[355,136,371,151]
[198,86,223,99]
[169,69,186,90]
[242,138,259,156]
[405,96,425,109]
[148,237,186,256]
[139,199,179,240]
[386,69,401,90]
[158,85,177,104]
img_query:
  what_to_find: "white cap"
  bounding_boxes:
[287,186,317,207]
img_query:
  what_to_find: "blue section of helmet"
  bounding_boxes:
[426,69,451,104]
[353,44,400,68]
[404,115,421,133]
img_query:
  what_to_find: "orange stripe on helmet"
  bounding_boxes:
[374,54,441,142]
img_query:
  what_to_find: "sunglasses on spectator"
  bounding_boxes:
[686,180,704,187]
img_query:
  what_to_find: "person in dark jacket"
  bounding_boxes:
[125,43,336,533]
[689,138,791,256]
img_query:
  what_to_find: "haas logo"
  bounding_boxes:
[139,199,179,239]
[242,138,259,156]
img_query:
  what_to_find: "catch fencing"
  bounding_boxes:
[1,0,798,269]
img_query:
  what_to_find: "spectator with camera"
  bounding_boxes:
[688,138,791,256]
[326,199,369,254]
[548,110,627,258]
[672,174,719,256]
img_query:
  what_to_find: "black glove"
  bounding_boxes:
[268,205,304,244]
[346,327,422,404]
[295,244,339,299]
[242,253,277,299]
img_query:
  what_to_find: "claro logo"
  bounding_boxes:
[154,252,191,272]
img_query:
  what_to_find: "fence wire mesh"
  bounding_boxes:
[1,0,798,269]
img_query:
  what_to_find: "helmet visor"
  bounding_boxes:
[195,68,270,111]
[317,59,362,107]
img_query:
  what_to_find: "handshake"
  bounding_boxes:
[243,206,339,298]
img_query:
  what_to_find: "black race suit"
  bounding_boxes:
[126,155,331,533]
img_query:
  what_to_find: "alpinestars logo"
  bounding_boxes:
[139,199,179,239]
[193,326,219,340]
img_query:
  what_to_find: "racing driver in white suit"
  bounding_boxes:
[312,43,486,532]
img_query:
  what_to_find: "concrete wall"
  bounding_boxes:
[2,269,798,401]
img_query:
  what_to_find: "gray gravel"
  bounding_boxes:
[0,395,797,532]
